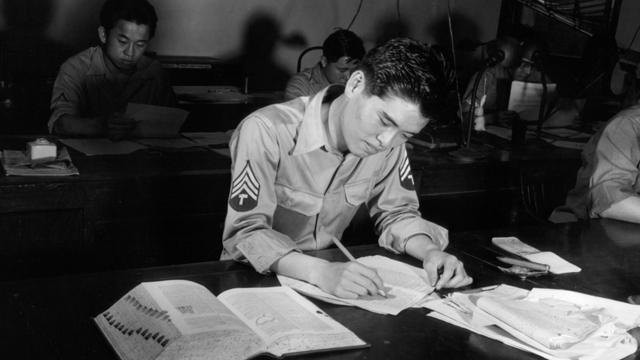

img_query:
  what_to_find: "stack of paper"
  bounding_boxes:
[277,255,438,315]
[424,284,640,360]
[1,147,79,176]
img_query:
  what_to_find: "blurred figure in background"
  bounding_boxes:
[284,29,365,101]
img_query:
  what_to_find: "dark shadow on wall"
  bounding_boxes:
[224,13,291,92]
[0,0,75,134]
[424,11,482,92]
[373,17,410,46]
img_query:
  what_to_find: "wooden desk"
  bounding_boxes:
[2,219,638,359]
[411,133,582,232]
[0,136,233,281]
[0,133,582,281]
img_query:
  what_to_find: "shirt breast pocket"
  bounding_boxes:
[344,180,370,207]
[274,183,323,216]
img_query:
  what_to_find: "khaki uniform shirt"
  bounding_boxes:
[48,46,176,133]
[222,85,448,273]
[550,104,640,221]
[283,62,331,101]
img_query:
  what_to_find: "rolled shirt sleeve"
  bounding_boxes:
[49,58,88,132]
[222,115,301,273]
[368,145,449,254]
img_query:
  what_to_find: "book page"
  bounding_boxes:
[474,296,612,350]
[94,280,265,360]
[278,255,433,315]
[218,286,367,357]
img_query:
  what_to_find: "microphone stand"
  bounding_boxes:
[521,68,555,151]
[449,64,488,161]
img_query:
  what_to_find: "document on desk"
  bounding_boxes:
[508,81,557,121]
[59,138,148,156]
[126,103,189,138]
[492,237,581,274]
[424,284,640,360]
[277,255,436,315]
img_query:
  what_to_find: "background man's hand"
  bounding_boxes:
[105,114,137,141]
[497,110,520,124]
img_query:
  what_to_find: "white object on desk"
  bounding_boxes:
[492,237,581,274]
[27,138,57,160]
[508,81,557,121]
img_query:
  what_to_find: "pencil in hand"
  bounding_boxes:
[331,237,387,298]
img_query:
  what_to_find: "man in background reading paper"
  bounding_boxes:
[461,35,554,129]
[222,38,472,300]
[48,0,176,141]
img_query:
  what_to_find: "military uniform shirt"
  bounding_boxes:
[283,62,331,101]
[48,46,176,133]
[221,85,449,273]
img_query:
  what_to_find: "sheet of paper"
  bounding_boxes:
[508,81,557,121]
[543,98,586,128]
[59,138,147,156]
[125,103,189,138]
[181,131,233,146]
[527,288,640,329]
[523,252,581,274]
[132,138,204,149]
[425,285,638,360]
[278,255,433,315]
[492,237,581,275]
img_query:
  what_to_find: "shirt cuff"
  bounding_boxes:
[236,232,300,273]
[378,217,448,254]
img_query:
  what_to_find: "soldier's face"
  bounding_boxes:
[340,72,427,158]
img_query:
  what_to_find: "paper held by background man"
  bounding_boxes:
[508,81,558,122]
[126,103,189,138]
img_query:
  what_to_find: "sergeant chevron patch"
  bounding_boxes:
[229,161,260,212]
[399,151,415,191]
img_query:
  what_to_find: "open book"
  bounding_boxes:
[93,280,368,360]
[278,255,437,315]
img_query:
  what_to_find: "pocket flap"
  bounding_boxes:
[275,183,323,216]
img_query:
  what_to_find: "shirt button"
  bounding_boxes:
[320,226,325,232]
[285,200,291,207]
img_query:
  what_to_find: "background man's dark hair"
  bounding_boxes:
[323,29,366,64]
[100,0,158,38]
[357,37,454,121]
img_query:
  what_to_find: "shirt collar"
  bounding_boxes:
[87,46,107,76]
[291,85,342,156]
[86,46,154,80]
[310,62,331,89]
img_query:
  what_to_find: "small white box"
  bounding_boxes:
[28,138,57,160]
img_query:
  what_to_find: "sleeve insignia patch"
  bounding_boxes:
[229,161,260,212]
[399,150,415,191]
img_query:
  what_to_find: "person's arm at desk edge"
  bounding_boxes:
[269,234,473,299]
[270,251,385,300]
[53,113,137,141]
[601,196,640,224]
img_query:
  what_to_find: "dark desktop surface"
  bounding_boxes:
[2,218,639,359]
